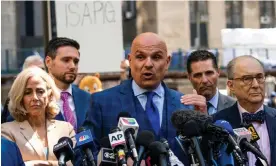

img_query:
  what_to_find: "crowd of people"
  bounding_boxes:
[1,32,275,166]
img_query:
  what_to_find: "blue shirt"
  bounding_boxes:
[208,88,219,115]
[132,80,165,126]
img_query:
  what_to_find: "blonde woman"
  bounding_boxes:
[1,67,75,166]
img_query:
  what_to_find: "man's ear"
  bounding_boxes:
[45,56,52,70]
[227,80,234,93]
[166,55,171,70]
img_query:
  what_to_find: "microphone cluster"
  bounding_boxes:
[171,110,268,166]
[52,109,268,166]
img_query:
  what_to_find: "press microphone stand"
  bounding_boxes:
[182,137,206,166]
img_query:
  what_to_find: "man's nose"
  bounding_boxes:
[68,60,76,70]
[251,78,260,87]
[201,74,208,83]
[144,57,153,68]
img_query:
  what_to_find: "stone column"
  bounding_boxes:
[156,1,190,53]
[1,1,18,71]
[243,1,260,28]
[207,1,226,49]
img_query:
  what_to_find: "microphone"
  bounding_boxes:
[148,141,168,166]
[53,137,75,166]
[171,111,209,166]
[117,112,139,162]
[136,130,155,165]
[108,127,127,166]
[160,138,184,166]
[233,127,267,161]
[75,127,96,166]
[213,120,244,155]
[241,122,260,149]
[97,137,117,166]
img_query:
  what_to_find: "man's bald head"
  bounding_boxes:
[130,32,167,56]
[128,32,171,90]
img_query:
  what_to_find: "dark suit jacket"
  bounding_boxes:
[213,102,276,166]
[3,85,90,129]
[217,93,236,112]
[55,84,91,128]
[1,137,25,166]
[85,79,193,164]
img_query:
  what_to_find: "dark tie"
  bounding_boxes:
[207,102,215,115]
[242,110,265,124]
[145,91,160,135]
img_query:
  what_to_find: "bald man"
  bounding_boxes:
[213,55,276,166]
[85,32,206,165]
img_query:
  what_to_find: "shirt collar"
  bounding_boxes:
[57,84,73,96]
[208,88,219,109]
[237,102,264,120]
[132,80,164,97]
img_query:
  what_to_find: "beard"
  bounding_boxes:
[54,72,76,84]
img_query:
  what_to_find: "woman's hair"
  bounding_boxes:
[8,67,60,122]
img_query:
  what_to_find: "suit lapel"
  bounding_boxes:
[217,93,225,111]
[226,103,242,128]
[161,83,177,137]
[19,121,45,160]
[46,120,57,159]
[264,106,276,162]
[119,80,137,117]
[72,85,85,127]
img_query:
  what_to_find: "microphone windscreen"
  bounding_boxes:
[214,120,234,135]
[171,110,212,130]
[136,130,155,147]
[178,120,202,137]
[77,127,86,133]
[148,141,167,155]
[117,112,131,122]
[100,137,112,148]
[58,137,73,147]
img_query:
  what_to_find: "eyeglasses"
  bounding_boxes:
[230,74,266,85]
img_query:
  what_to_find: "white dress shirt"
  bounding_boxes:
[238,103,271,166]
[57,84,77,124]
[132,80,165,127]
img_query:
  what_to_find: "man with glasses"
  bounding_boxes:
[213,55,276,166]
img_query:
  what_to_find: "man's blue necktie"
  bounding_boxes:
[145,91,160,135]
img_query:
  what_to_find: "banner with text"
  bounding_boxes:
[55,1,124,73]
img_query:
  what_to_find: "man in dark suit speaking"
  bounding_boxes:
[85,32,206,165]
[213,55,276,166]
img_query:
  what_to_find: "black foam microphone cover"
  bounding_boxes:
[171,110,212,131]
[100,137,112,149]
[136,130,155,147]
[148,141,168,166]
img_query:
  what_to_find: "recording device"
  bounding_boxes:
[109,127,127,166]
[97,137,117,166]
[233,127,267,162]
[213,120,244,156]
[171,110,212,166]
[75,127,96,166]
[160,138,184,166]
[117,112,139,162]
[241,122,260,149]
[136,130,155,165]
[148,141,168,166]
[53,137,75,166]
